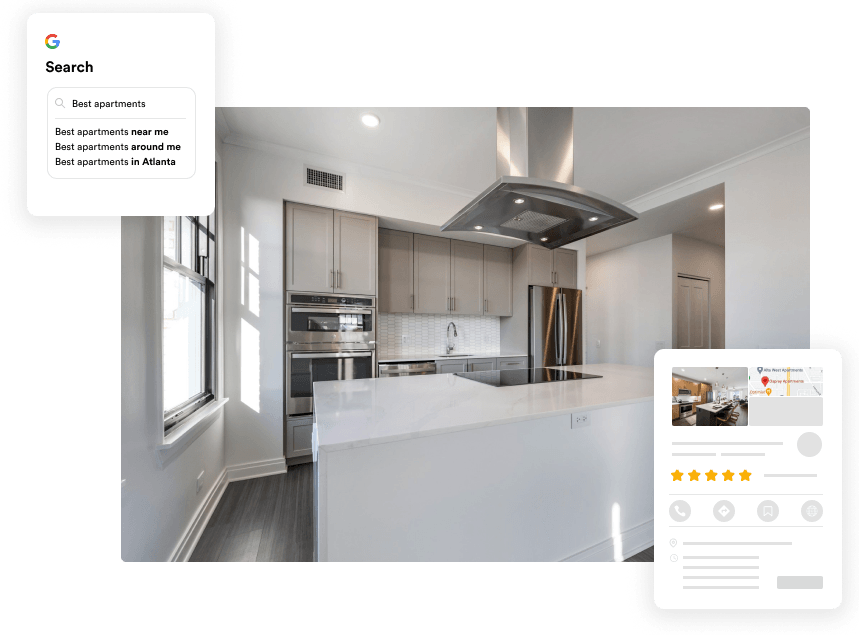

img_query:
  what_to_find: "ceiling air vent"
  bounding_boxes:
[305,166,344,192]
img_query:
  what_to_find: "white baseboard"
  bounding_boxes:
[226,457,287,482]
[170,467,229,562]
[561,520,654,563]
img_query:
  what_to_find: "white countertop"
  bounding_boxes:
[377,351,527,364]
[696,402,734,413]
[314,363,654,452]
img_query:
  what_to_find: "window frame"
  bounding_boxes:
[163,210,217,433]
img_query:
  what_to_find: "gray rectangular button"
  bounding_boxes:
[777,576,823,589]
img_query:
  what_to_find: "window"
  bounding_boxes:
[163,205,216,433]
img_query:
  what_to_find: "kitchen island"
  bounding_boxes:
[312,363,654,562]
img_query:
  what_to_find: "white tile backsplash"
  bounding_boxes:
[378,313,501,357]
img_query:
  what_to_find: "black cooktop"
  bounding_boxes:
[454,367,603,387]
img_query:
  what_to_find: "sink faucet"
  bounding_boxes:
[446,321,458,353]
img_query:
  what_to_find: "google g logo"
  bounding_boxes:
[45,34,60,49]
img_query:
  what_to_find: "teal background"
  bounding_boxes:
[0,0,859,633]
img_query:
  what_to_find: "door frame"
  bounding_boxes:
[675,273,711,349]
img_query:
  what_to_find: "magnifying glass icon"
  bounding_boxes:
[55,98,65,108]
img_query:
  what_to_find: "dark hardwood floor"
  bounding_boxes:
[623,546,654,562]
[190,464,315,562]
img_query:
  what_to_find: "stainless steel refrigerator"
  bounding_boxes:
[529,285,583,369]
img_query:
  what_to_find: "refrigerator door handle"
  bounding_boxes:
[561,293,568,365]
[554,294,561,365]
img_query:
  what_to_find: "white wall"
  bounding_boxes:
[672,235,726,349]
[221,140,480,468]
[586,235,673,367]
[121,216,225,562]
[630,136,809,348]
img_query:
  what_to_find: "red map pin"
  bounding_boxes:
[761,376,769,387]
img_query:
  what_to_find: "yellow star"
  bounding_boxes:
[688,469,700,481]
[671,470,684,481]
[723,469,734,481]
[740,470,751,481]
[705,470,717,481]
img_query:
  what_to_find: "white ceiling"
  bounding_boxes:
[673,367,748,390]
[587,184,725,256]
[220,107,497,192]
[220,107,808,202]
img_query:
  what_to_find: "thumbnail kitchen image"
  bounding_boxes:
[672,367,748,426]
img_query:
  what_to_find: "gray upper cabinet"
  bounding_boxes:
[450,240,484,316]
[285,203,377,295]
[483,245,513,316]
[334,210,377,296]
[285,202,335,292]
[552,248,577,289]
[378,228,414,313]
[414,234,451,314]
[523,244,554,287]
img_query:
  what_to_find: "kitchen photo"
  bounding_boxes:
[671,367,749,426]
[122,107,810,562]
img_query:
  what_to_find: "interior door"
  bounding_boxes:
[285,203,334,292]
[676,276,710,348]
[450,240,484,315]
[334,210,377,296]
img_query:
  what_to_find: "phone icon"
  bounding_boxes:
[669,500,691,522]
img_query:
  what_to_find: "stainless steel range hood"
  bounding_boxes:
[440,108,639,249]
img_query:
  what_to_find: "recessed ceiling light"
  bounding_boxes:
[681,369,685,372]
[361,113,380,128]
[588,216,599,222]
[540,237,548,242]
[474,225,483,230]
[709,203,724,210]
[514,198,525,204]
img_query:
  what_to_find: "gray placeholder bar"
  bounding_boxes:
[722,452,765,456]
[777,576,823,589]
[684,556,759,559]
[672,442,783,445]
[684,586,759,590]
[672,453,717,456]
[684,541,791,545]
[752,396,823,426]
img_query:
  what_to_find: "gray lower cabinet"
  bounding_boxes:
[378,228,414,313]
[286,414,313,464]
[414,234,451,314]
[496,356,527,370]
[436,360,468,374]
[467,358,496,372]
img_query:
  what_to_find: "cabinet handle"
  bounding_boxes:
[331,270,334,288]
[447,297,450,311]
[484,299,487,313]
[410,294,414,310]
[337,270,341,288]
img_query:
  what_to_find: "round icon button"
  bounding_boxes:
[801,499,823,522]
[669,500,692,522]
[756,499,779,522]
[670,554,678,562]
[713,499,736,522]
[669,538,677,548]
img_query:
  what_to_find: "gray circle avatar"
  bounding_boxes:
[801,500,823,522]
[797,432,822,457]
[669,500,692,522]
[756,499,779,522]
[713,499,736,522]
